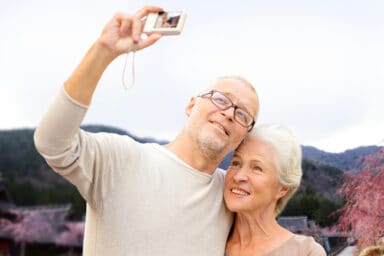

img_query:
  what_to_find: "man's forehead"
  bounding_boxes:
[212,83,258,114]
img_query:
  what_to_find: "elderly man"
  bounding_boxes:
[34,6,259,256]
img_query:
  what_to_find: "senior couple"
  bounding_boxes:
[34,6,326,256]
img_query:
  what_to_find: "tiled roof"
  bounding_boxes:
[0,204,83,246]
[277,216,309,232]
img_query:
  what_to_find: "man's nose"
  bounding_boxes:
[220,107,234,121]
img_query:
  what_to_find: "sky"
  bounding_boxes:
[1,0,384,153]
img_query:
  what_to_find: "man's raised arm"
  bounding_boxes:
[65,6,163,105]
[34,6,163,154]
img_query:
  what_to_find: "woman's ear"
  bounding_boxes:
[277,186,289,199]
[185,97,196,117]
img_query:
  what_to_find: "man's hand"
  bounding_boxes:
[64,6,164,105]
[97,6,163,58]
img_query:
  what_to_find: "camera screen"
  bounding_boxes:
[155,12,181,28]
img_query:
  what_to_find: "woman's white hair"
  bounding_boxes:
[246,124,303,216]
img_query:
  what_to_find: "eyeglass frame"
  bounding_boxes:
[197,90,255,131]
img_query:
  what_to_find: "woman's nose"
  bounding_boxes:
[233,169,248,182]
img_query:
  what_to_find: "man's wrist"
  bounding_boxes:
[93,40,121,64]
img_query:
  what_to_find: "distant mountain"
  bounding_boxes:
[81,124,169,144]
[302,145,383,172]
[300,158,343,200]
[0,125,168,186]
[0,125,170,218]
[0,125,381,218]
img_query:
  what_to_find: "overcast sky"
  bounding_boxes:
[1,0,383,153]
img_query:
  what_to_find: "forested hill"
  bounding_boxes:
[0,125,169,218]
[0,125,382,220]
[0,125,168,184]
[302,145,382,171]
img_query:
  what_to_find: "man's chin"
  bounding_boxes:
[199,138,228,158]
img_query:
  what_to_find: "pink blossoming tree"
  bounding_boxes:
[337,148,384,250]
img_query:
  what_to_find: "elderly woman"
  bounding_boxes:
[224,124,326,256]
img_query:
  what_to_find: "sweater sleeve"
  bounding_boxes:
[34,87,88,156]
[34,87,104,209]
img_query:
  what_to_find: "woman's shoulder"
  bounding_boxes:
[226,233,327,256]
[288,234,327,256]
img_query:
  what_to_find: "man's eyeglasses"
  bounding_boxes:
[198,90,255,131]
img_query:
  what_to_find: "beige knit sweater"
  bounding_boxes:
[34,88,233,256]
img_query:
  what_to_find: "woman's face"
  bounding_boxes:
[224,137,287,214]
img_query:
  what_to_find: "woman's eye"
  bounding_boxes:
[252,166,262,172]
[230,161,241,168]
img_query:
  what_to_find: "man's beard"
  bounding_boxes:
[195,130,227,160]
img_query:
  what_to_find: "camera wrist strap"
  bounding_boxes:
[122,50,136,90]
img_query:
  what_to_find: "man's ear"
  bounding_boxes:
[185,97,196,117]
